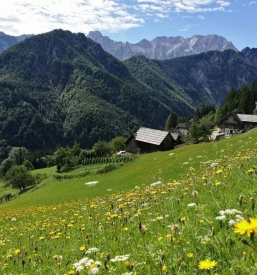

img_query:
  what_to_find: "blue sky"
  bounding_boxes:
[0,0,256,50]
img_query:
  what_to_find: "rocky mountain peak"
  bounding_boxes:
[87,31,238,60]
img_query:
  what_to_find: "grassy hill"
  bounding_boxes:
[1,131,257,273]
[1,129,256,209]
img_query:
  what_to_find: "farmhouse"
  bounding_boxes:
[175,122,190,136]
[218,112,257,134]
[126,127,181,154]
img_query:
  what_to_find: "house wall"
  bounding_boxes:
[177,128,189,136]
[219,114,243,134]
[243,122,257,132]
[126,134,175,154]
[126,137,138,154]
[160,135,175,151]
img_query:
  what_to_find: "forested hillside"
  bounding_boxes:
[0,30,194,151]
[0,29,257,152]
[125,50,257,106]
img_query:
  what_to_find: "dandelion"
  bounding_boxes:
[79,246,86,251]
[234,218,257,237]
[162,265,167,272]
[248,168,255,173]
[215,181,222,186]
[198,259,217,270]
[15,249,20,254]
[187,253,193,258]
[215,169,223,174]
[156,216,163,221]
[180,217,186,222]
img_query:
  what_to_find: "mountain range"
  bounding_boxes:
[0,32,32,54]
[0,29,256,151]
[88,31,238,60]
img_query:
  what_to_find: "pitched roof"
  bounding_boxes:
[237,114,257,123]
[170,131,183,141]
[176,122,190,130]
[135,127,170,146]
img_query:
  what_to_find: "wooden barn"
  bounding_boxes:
[126,127,178,154]
[218,112,257,134]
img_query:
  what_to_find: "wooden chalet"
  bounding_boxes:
[126,127,180,154]
[218,112,257,134]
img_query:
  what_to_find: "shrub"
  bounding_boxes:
[96,164,117,174]
[6,165,36,191]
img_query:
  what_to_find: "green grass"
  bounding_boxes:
[1,130,256,209]
[1,130,257,273]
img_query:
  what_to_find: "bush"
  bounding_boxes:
[0,158,15,176]
[6,165,36,191]
[96,164,117,174]
[53,171,90,180]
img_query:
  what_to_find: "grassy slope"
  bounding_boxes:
[1,130,256,209]
[1,130,257,273]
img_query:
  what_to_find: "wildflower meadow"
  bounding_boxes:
[1,132,257,274]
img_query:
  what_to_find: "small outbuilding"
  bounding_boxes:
[126,127,176,154]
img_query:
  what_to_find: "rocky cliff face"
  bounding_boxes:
[88,31,238,60]
[241,47,257,68]
[0,32,33,53]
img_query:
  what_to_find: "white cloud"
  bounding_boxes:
[249,1,256,4]
[197,15,205,19]
[0,0,144,35]
[0,0,232,36]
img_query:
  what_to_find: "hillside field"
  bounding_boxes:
[1,130,257,273]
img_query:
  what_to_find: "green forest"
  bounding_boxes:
[0,30,256,154]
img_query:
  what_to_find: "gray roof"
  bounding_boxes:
[135,127,169,146]
[170,132,179,141]
[176,122,190,130]
[237,114,257,123]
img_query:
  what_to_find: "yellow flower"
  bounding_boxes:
[123,227,129,231]
[234,218,257,237]
[162,265,167,272]
[187,253,193,258]
[79,246,85,251]
[158,237,163,242]
[89,263,96,269]
[215,169,223,174]
[156,216,163,221]
[180,217,186,222]
[68,271,76,274]
[248,168,255,173]
[39,236,44,240]
[198,259,217,270]
[215,181,222,186]
[15,249,20,254]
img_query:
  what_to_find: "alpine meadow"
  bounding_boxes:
[1,1,257,274]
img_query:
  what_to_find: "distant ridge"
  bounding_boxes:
[0,32,33,53]
[88,31,238,60]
